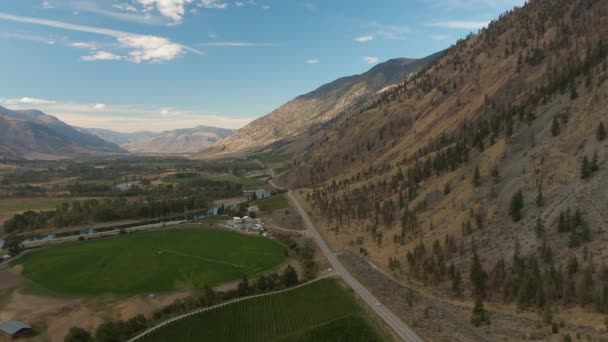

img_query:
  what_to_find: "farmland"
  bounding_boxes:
[135,278,385,342]
[15,227,288,295]
[254,194,289,212]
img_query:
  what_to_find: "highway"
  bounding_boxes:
[263,162,423,341]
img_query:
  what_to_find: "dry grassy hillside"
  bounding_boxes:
[206,57,438,156]
[281,0,608,339]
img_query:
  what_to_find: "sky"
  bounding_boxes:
[0,0,525,132]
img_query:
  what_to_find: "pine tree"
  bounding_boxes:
[509,190,524,222]
[452,270,463,298]
[551,116,561,136]
[591,152,599,172]
[473,166,481,187]
[535,217,545,238]
[536,185,544,207]
[471,299,490,326]
[597,121,607,141]
[581,156,592,179]
[470,250,487,299]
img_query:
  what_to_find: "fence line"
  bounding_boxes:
[127,275,333,342]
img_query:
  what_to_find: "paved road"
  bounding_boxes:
[286,191,423,342]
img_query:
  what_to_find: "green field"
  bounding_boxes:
[162,174,265,187]
[135,278,385,342]
[16,227,288,295]
[254,194,289,212]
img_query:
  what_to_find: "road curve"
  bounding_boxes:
[285,191,423,342]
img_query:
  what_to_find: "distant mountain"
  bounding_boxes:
[83,128,157,146]
[0,106,126,160]
[86,126,235,154]
[207,53,440,155]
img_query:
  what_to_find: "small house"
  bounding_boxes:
[247,205,259,213]
[0,320,32,340]
[233,217,243,224]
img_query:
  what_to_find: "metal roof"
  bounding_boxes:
[0,320,31,335]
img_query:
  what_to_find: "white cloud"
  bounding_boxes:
[0,98,254,132]
[365,22,410,40]
[201,41,277,47]
[4,97,57,105]
[425,20,489,30]
[306,58,319,64]
[430,34,450,40]
[136,0,194,22]
[41,1,53,9]
[112,3,139,12]
[363,56,379,64]
[199,0,229,9]
[0,12,202,63]
[235,2,245,7]
[354,35,374,43]
[262,5,270,9]
[70,41,98,49]
[81,51,122,61]
[118,35,185,63]
[0,32,57,45]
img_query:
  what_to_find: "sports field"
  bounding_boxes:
[135,278,385,342]
[16,227,288,295]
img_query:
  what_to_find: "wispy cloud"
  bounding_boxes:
[81,51,122,62]
[0,97,254,132]
[70,1,166,26]
[199,0,229,9]
[305,58,320,64]
[430,34,450,41]
[0,12,203,63]
[425,20,488,30]
[135,0,194,23]
[362,56,379,64]
[201,41,278,47]
[354,35,374,43]
[364,22,410,40]
[0,31,57,45]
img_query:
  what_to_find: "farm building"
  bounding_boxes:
[0,320,32,340]
[233,217,243,224]
[247,205,259,213]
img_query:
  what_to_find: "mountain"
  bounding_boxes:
[0,106,126,160]
[86,126,235,154]
[83,128,157,146]
[279,0,608,340]
[207,53,440,155]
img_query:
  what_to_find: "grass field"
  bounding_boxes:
[162,174,265,187]
[16,227,288,295]
[254,194,289,212]
[135,278,385,342]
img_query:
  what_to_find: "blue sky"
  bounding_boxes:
[0,0,524,132]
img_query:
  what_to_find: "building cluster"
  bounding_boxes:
[232,215,265,234]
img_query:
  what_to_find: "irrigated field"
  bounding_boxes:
[135,278,384,342]
[16,227,288,295]
[254,194,289,212]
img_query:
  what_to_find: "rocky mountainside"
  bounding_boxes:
[87,126,234,154]
[281,0,608,340]
[0,106,125,160]
[208,54,440,155]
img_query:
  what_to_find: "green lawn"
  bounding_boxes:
[254,194,289,212]
[16,227,288,296]
[135,278,385,342]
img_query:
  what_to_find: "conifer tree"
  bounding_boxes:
[509,190,524,222]
[597,121,606,141]
[551,116,561,136]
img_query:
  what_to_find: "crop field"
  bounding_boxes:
[16,227,288,295]
[254,194,289,212]
[135,278,384,342]
[161,174,265,187]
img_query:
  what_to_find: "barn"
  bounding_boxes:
[0,321,32,340]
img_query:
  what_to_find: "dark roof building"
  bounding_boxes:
[0,320,32,340]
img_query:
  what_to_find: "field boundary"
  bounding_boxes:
[127,275,335,342]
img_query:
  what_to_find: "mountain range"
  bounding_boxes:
[0,106,125,160]
[207,53,441,156]
[85,126,234,154]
